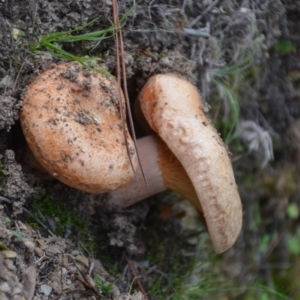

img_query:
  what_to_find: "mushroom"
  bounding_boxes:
[20,62,138,193]
[20,64,242,253]
[107,74,242,253]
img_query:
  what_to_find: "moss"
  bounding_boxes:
[140,203,203,299]
[94,274,114,293]
[27,190,95,251]
[275,40,296,55]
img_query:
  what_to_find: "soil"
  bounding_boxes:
[1,0,300,299]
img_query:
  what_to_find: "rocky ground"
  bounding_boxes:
[1,0,300,299]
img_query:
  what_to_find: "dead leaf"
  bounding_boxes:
[22,266,36,300]
[75,255,89,268]
[0,242,9,251]
[1,250,18,258]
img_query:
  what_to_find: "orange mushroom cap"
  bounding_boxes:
[20,62,138,193]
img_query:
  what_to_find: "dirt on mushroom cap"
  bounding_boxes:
[20,62,138,193]
[138,73,243,253]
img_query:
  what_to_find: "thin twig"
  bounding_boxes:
[62,262,101,297]
[124,254,149,300]
[88,260,94,277]
[12,56,28,92]
[181,0,188,14]
[23,207,55,236]
[183,27,210,37]
[34,253,46,265]
[119,18,147,185]
[53,288,97,300]
[262,228,287,262]
[112,0,147,185]
[0,196,55,236]
[112,1,134,181]
[126,276,141,300]
[148,0,156,20]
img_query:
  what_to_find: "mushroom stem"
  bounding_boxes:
[106,135,164,207]
[107,135,202,211]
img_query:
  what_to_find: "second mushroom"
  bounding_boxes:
[108,73,243,254]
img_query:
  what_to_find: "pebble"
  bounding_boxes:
[40,284,52,296]
[66,279,72,285]
[4,258,15,271]
[23,239,35,252]
[0,282,11,293]
[71,250,79,256]
[34,247,44,257]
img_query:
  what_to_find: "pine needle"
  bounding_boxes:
[112,0,147,185]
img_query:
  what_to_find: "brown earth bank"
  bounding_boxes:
[1,0,300,299]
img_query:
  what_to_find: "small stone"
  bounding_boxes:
[40,284,52,296]
[4,258,16,271]
[71,250,79,256]
[0,282,11,293]
[24,239,35,252]
[62,267,68,276]
[34,247,44,257]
